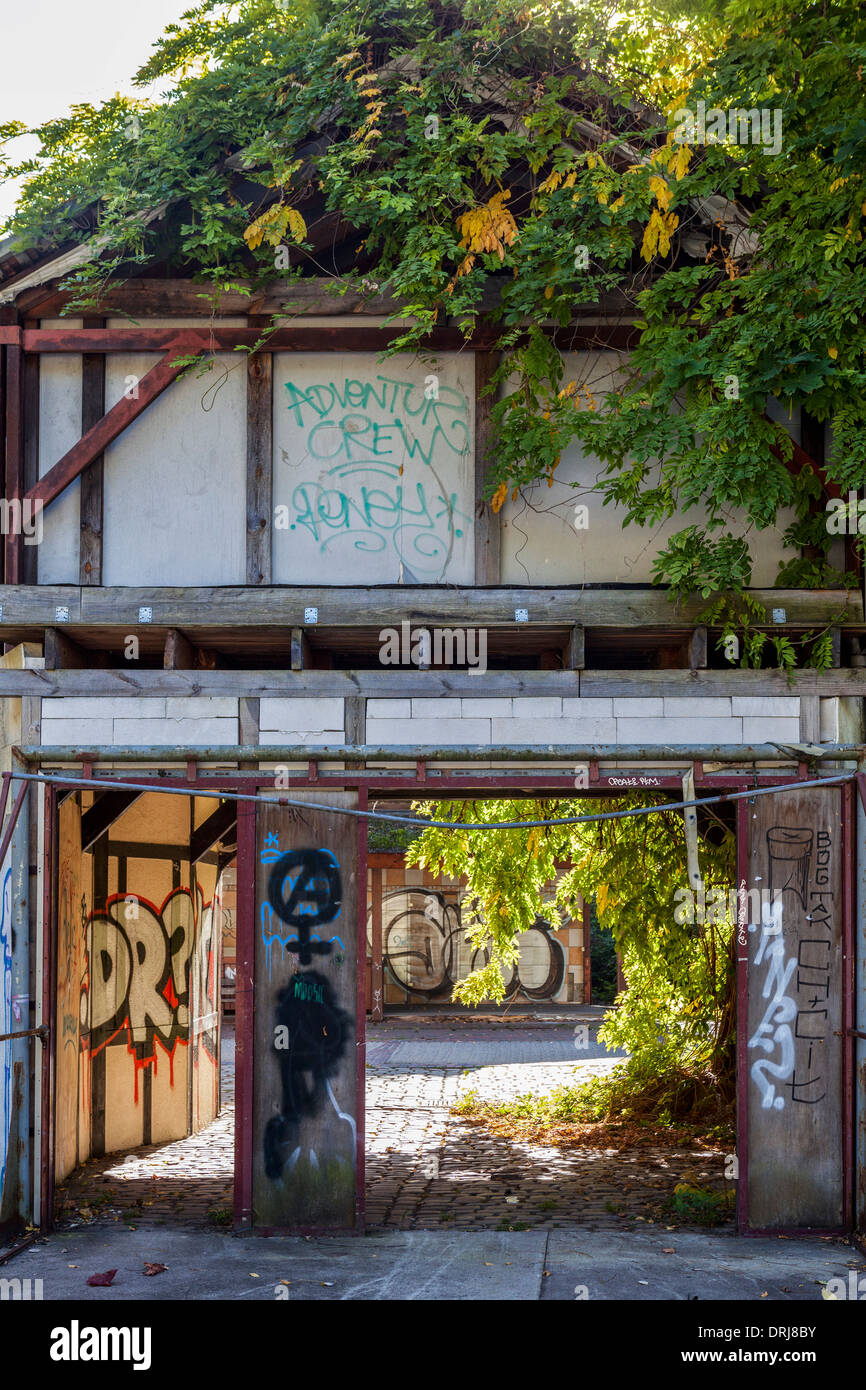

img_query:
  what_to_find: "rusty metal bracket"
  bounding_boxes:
[0,1023,48,1044]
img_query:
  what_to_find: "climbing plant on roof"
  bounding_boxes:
[2,0,864,655]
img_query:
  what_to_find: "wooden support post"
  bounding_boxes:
[246,349,273,585]
[688,625,708,670]
[829,627,842,667]
[344,696,366,771]
[80,317,106,584]
[799,694,820,744]
[290,627,311,671]
[4,342,23,584]
[238,696,260,771]
[565,625,585,670]
[474,350,501,585]
[21,347,40,585]
[582,898,592,1005]
[371,866,384,1022]
[164,627,196,670]
[44,627,87,670]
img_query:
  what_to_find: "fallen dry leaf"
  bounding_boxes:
[143,1263,167,1276]
[86,1269,117,1287]
[662,1248,676,1254]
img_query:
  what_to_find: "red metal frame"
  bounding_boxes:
[32,761,856,1237]
[355,785,368,1231]
[233,797,255,1230]
[842,779,855,1232]
[735,796,750,1234]
[41,782,56,1230]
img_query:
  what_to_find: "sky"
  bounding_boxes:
[0,0,197,223]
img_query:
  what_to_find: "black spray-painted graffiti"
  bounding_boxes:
[378,888,565,1000]
[262,846,353,1181]
[263,971,352,1180]
[748,826,835,1110]
[89,887,216,1096]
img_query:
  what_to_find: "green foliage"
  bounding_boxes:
[590,910,618,1004]
[667,1183,733,1227]
[410,794,737,1093]
[3,0,864,638]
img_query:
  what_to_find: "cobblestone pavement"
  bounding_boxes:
[55,1017,730,1232]
[55,1033,235,1230]
[365,1019,728,1230]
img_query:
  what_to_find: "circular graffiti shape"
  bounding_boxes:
[268,849,342,927]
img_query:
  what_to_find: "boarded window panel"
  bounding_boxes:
[253,794,359,1229]
[271,354,475,585]
[746,786,844,1228]
[102,351,246,586]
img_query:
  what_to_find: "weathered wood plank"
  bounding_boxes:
[290,627,311,671]
[4,343,23,584]
[746,785,844,1228]
[474,350,501,584]
[21,347,40,586]
[565,625,585,670]
[164,628,196,670]
[1,665,865,698]
[0,585,854,631]
[253,794,359,1229]
[79,317,106,585]
[688,626,708,670]
[246,350,273,585]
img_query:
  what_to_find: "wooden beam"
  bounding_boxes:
[79,317,106,584]
[21,346,40,585]
[564,625,585,670]
[246,349,272,585]
[474,350,501,584]
[44,627,87,670]
[4,583,851,630]
[4,342,23,584]
[20,324,634,355]
[290,627,311,670]
[164,628,196,670]
[80,789,144,851]
[1,664,865,699]
[25,335,197,510]
[688,626,708,670]
[189,800,238,865]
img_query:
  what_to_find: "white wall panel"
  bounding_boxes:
[102,319,247,586]
[37,320,83,583]
[500,351,797,586]
[272,352,475,584]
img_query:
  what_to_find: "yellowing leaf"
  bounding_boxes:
[828,346,838,359]
[491,482,508,513]
[649,175,673,212]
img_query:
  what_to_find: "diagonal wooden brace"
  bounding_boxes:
[25,335,200,511]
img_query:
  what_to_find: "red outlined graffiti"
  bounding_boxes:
[83,885,215,1101]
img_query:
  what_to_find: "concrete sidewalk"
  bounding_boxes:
[4,1225,860,1301]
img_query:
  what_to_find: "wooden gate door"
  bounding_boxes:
[252,793,361,1230]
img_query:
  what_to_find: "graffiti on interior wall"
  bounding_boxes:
[748,826,833,1110]
[87,886,215,1100]
[278,375,471,577]
[0,868,12,1200]
[380,888,565,1000]
[262,840,353,1180]
[57,855,87,1054]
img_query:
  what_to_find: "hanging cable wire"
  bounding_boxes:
[5,767,855,831]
